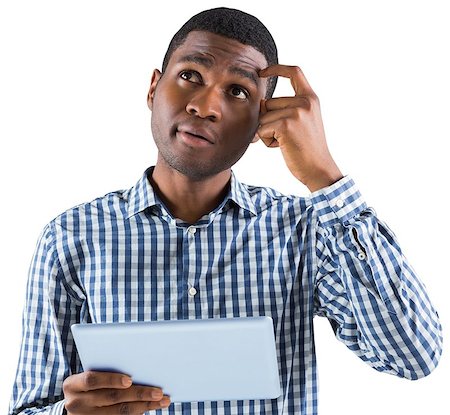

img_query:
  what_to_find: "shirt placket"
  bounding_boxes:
[182,224,200,319]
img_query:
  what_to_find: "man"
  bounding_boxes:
[9,7,442,415]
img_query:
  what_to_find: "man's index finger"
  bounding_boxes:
[259,64,315,97]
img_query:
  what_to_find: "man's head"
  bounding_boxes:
[148,8,278,181]
[162,7,278,99]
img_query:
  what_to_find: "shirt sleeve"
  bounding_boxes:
[311,176,443,380]
[9,223,83,414]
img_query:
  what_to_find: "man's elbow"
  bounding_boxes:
[399,334,443,380]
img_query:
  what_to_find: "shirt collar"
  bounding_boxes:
[126,166,160,219]
[227,171,258,216]
[126,166,257,220]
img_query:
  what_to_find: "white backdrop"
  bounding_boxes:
[1,0,448,413]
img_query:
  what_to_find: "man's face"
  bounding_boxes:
[148,30,268,181]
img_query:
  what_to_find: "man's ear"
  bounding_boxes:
[147,69,162,111]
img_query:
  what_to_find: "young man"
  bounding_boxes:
[9,7,442,415]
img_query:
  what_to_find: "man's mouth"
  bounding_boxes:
[176,125,216,145]
[184,131,208,141]
[176,129,214,148]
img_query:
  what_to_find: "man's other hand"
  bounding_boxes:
[63,371,171,414]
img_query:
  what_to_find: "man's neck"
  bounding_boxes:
[149,162,232,225]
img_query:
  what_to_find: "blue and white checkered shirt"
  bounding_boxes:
[9,167,442,415]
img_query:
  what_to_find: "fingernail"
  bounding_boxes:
[152,389,163,399]
[122,376,132,387]
[160,396,171,407]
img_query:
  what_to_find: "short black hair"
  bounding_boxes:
[162,7,278,98]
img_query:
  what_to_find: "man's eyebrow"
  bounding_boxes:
[178,54,214,68]
[228,66,258,87]
[177,54,259,87]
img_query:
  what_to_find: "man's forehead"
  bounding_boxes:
[172,31,268,71]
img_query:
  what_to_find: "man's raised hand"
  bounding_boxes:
[258,64,343,192]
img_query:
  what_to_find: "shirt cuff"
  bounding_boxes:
[310,176,368,228]
[50,399,66,414]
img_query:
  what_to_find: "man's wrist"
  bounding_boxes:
[305,168,344,193]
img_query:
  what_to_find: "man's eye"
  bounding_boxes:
[230,86,248,100]
[180,71,201,83]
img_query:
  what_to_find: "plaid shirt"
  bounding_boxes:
[9,167,442,415]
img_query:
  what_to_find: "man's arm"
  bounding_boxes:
[311,178,442,378]
[258,64,442,378]
[9,223,82,414]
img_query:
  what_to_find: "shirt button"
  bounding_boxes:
[188,226,197,235]
[335,199,345,208]
[188,287,197,297]
[358,252,366,260]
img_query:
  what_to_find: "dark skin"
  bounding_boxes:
[63,30,343,414]
[63,371,170,414]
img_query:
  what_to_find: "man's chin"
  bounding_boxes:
[162,156,228,182]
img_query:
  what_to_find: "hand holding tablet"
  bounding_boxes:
[63,370,171,414]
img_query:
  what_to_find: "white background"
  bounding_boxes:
[1,0,449,413]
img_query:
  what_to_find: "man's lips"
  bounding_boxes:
[176,125,216,144]
[176,130,214,148]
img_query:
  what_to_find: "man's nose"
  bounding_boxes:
[185,87,222,121]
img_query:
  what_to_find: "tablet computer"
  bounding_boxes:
[71,316,281,403]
